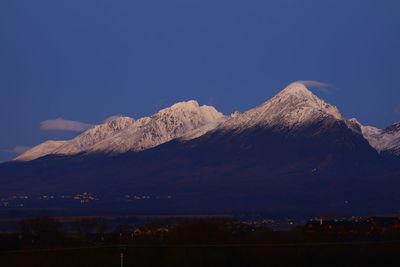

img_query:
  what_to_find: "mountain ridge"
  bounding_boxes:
[348,119,400,157]
[217,82,344,134]
[1,82,400,214]
[13,83,400,162]
[16,101,224,161]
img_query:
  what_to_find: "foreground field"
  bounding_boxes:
[1,217,400,266]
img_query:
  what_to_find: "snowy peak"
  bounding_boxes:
[347,119,400,156]
[346,118,382,148]
[271,82,343,121]
[89,100,225,154]
[79,116,135,142]
[168,100,200,111]
[15,83,398,162]
[15,116,135,161]
[157,100,223,125]
[278,82,315,98]
[51,116,135,155]
[220,82,344,132]
[347,118,381,137]
[15,101,225,161]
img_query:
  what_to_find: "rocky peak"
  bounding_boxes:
[219,82,344,132]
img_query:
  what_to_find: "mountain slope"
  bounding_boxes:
[15,101,224,161]
[14,140,68,161]
[218,82,344,133]
[1,82,399,215]
[189,82,377,167]
[379,123,400,156]
[87,100,224,154]
[347,119,400,157]
[16,116,135,161]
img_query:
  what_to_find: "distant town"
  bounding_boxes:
[0,193,173,207]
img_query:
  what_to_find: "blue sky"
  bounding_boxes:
[1,0,400,162]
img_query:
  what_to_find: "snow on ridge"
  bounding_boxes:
[278,82,343,120]
[51,116,136,155]
[14,83,400,161]
[383,122,400,135]
[15,140,68,161]
[347,118,400,155]
[372,122,400,154]
[347,118,381,136]
[15,101,225,161]
[87,100,225,154]
[218,82,344,132]
[159,100,222,124]
[15,116,135,161]
[168,100,200,111]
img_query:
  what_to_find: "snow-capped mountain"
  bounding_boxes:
[14,82,399,162]
[217,82,344,133]
[15,101,224,161]
[346,119,400,156]
[16,116,135,161]
[87,100,224,154]
[2,82,400,215]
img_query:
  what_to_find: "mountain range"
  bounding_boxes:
[1,82,400,216]
[15,101,224,161]
[15,83,400,161]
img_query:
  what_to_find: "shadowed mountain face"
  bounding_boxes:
[1,83,399,216]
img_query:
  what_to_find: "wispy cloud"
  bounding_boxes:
[40,118,93,132]
[295,80,334,93]
[3,146,31,154]
[394,107,400,116]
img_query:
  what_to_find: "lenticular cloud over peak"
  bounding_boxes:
[292,80,334,94]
